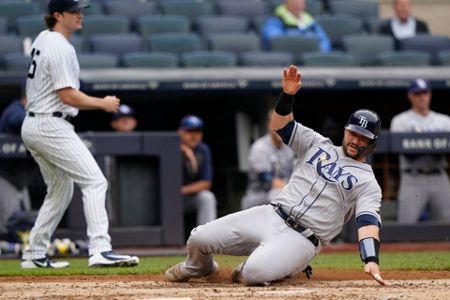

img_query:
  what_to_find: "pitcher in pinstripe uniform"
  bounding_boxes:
[20,0,139,269]
[165,66,387,286]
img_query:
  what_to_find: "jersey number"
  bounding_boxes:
[27,48,40,79]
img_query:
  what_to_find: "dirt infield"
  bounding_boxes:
[1,270,449,299]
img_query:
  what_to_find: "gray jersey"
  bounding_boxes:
[26,30,79,117]
[273,122,382,244]
[390,110,450,170]
[246,134,295,193]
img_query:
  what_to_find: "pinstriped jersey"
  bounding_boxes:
[26,30,79,117]
[273,121,382,245]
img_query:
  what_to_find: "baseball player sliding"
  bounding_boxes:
[20,0,138,268]
[166,65,386,286]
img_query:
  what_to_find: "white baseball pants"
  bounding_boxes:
[21,115,112,259]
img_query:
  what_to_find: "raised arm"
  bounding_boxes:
[270,65,302,131]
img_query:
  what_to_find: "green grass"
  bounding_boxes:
[1,251,449,276]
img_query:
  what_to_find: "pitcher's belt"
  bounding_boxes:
[28,111,73,122]
[271,204,319,247]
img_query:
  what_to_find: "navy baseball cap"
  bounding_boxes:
[408,78,431,94]
[111,104,135,120]
[180,115,204,131]
[48,0,90,14]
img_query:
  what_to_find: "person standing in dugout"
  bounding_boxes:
[20,0,139,268]
[165,65,386,286]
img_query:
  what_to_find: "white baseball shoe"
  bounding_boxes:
[21,256,70,269]
[165,261,219,282]
[231,263,244,283]
[88,251,139,267]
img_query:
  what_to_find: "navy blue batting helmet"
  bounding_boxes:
[344,109,381,156]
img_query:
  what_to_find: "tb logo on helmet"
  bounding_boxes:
[358,116,368,128]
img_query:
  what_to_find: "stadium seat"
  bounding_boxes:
[398,34,450,65]
[342,34,394,66]
[0,35,23,68]
[122,52,179,68]
[195,16,249,37]
[147,32,203,55]
[216,0,270,22]
[181,51,237,68]
[83,1,103,16]
[89,33,142,56]
[0,1,40,32]
[136,15,190,36]
[269,35,320,64]
[103,0,158,30]
[70,35,85,52]
[81,15,129,37]
[378,50,431,67]
[301,51,358,67]
[4,52,30,72]
[328,0,378,28]
[15,15,46,39]
[316,15,364,50]
[77,53,119,69]
[239,51,294,67]
[160,0,214,21]
[208,33,261,55]
[0,17,8,34]
[269,0,323,16]
[437,50,450,66]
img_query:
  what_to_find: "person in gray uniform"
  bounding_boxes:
[241,110,295,210]
[165,65,386,286]
[390,78,450,224]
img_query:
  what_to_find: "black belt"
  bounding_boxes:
[403,169,442,175]
[272,204,319,247]
[28,111,73,122]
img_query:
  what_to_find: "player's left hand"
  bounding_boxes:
[364,262,387,286]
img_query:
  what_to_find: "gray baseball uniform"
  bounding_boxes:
[21,30,112,260]
[178,120,382,284]
[390,109,450,223]
[241,134,295,209]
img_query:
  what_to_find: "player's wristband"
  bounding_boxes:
[275,91,295,116]
[359,237,380,265]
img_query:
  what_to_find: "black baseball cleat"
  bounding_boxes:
[21,256,70,269]
[88,251,139,267]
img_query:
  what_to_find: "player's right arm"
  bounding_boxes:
[270,65,302,131]
[57,88,120,113]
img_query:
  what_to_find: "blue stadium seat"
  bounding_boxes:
[301,51,358,67]
[216,0,270,23]
[342,34,394,66]
[269,35,320,64]
[378,50,431,67]
[316,15,364,50]
[77,53,119,69]
[147,32,203,55]
[437,50,450,66]
[122,52,179,68]
[0,17,8,34]
[239,51,294,67]
[398,34,450,65]
[0,1,40,33]
[81,15,129,37]
[103,0,158,30]
[0,35,23,68]
[4,52,30,72]
[89,33,143,56]
[196,16,249,37]
[15,15,46,39]
[160,0,214,21]
[328,0,378,29]
[181,51,237,68]
[136,15,190,36]
[208,33,261,55]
